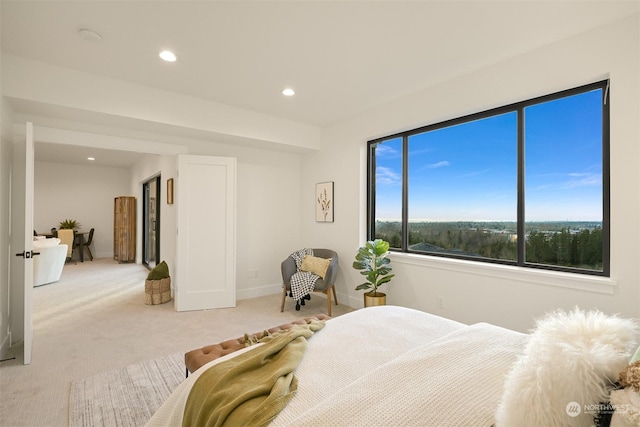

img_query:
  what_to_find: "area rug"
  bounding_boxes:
[69,352,184,427]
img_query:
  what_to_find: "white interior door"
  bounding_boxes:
[9,122,35,364]
[175,155,236,311]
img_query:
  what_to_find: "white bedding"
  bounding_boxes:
[270,305,466,424]
[278,322,527,426]
[147,306,526,426]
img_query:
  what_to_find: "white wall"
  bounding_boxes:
[129,138,304,300]
[302,14,640,332]
[1,28,316,308]
[0,45,14,356]
[175,138,304,299]
[1,47,313,306]
[22,121,304,306]
[34,160,131,259]
[129,154,177,272]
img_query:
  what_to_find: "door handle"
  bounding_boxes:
[15,251,40,258]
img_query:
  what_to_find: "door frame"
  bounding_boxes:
[142,175,161,269]
[9,121,35,364]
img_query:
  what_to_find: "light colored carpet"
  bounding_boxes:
[0,258,353,427]
[69,352,183,427]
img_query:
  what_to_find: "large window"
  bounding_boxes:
[368,81,609,276]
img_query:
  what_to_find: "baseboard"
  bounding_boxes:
[94,251,113,259]
[237,284,363,310]
[345,293,364,309]
[0,332,9,359]
[237,283,282,300]
[237,283,338,301]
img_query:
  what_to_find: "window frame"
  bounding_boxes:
[367,80,610,277]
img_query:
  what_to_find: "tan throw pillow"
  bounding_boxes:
[300,255,331,279]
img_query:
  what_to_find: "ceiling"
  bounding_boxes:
[34,141,145,168]
[2,1,639,166]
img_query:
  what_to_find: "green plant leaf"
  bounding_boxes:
[352,260,367,270]
[373,239,390,255]
[352,239,394,292]
[376,267,392,276]
[377,275,395,285]
[59,219,81,230]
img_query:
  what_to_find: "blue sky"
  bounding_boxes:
[374,89,603,222]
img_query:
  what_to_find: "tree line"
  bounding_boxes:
[374,221,603,271]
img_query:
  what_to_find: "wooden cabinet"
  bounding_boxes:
[114,196,136,263]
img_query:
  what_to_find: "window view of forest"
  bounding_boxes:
[369,81,608,275]
[374,220,603,271]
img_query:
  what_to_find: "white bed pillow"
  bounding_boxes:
[33,237,61,249]
[495,307,638,427]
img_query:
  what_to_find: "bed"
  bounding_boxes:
[147,304,640,426]
[146,306,530,426]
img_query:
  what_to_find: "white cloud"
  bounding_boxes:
[561,172,601,189]
[376,166,401,185]
[427,160,450,169]
[375,144,399,157]
[460,168,490,178]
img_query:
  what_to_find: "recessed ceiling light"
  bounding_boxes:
[282,88,295,97]
[78,28,102,42]
[159,50,177,62]
[87,157,95,161]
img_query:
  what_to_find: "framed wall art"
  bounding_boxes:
[316,181,334,222]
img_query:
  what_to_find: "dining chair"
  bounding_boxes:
[57,229,76,264]
[80,228,95,261]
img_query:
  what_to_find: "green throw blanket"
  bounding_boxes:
[182,319,326,427]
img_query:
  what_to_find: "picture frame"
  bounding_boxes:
[167,178,174,205]
[316,181,334,222]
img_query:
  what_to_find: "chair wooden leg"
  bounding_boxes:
[326,289,332,317]
[86,246,93,261]
[332,285,339,306]
[280,286,287,312]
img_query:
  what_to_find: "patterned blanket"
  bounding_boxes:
[289,249,319,303]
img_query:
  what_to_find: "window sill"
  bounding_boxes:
[389,252,616,295]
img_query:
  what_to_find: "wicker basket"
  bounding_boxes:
[145,277,172,305]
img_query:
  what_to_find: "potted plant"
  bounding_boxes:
[352,239,395,307]
[59,219,81,230]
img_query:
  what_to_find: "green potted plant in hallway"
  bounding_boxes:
[59,219,81,230]
[352,238,395,307]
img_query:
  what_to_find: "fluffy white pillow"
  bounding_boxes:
[33,237,61,249]
[495,307,638,427]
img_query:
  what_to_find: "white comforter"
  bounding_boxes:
[147,306,527,426]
